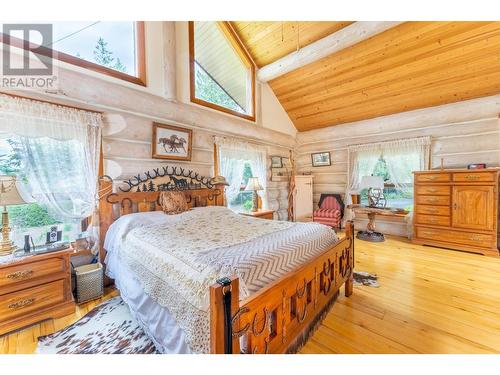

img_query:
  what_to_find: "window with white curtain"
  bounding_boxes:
[358,157,414,210]
[345,137,431,215]
[0,94,102,249]
[215,137,267,212]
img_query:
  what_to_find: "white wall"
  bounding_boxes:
[296,95,500,236]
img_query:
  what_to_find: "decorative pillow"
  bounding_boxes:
[159,191,189,215]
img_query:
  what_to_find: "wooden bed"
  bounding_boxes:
[98,168,354,354]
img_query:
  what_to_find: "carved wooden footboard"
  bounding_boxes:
[210,221,355,354]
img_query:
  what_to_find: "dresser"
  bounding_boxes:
[0,249,75,335]
[293,175,314,222]
[413,169,499,256]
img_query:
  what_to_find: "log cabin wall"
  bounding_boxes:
[102,113,293,219]
[1,21,296,220]
[296,94,500,236]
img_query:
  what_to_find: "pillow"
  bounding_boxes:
[159,191,189,215]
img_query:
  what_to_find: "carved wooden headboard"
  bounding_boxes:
[98,166,226,263]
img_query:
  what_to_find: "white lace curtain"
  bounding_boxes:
[0,94,102,237]
[345,137,431,234]
[215,136,268,208]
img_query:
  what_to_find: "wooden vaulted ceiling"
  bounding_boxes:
[232,21,500,132]
[230,22,353,67]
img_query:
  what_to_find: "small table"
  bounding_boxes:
[348,205,409,242]
[239,209,275,220]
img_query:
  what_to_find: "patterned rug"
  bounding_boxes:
[353,271,379,287]
[36,296,158,354]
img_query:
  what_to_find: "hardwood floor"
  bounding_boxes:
[301,235,500,354]
[1,235,499,354]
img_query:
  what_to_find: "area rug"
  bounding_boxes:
[353,271,379,287]
[36,296,158,354]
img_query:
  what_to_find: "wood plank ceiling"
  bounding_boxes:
[235,21,500,132]
[230,22,353,67]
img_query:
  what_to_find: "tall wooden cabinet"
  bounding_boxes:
[293,175,314,222]
[413,169,499,256]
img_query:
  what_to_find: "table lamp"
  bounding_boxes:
[0,176,27,255]
[245,177,263,212]
[359,175,386,208]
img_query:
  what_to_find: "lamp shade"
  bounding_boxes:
[245,177,263,192]
[359,175,385,190]
[0,176,27,206]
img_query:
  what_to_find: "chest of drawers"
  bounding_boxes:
[413,169,499,256]
[0,249,75,335]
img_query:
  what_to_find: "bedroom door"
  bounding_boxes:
[294,176,314,222]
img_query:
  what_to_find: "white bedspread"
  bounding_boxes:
[104,207,338,353]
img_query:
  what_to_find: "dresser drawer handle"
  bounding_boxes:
[425,208,439,213]
[469,235,483,242]
[8,298,35,310]
[427,188,438,193]
[6,270,34,280]
[426,198,439,203]
[421,231,437,236]
[426,176,438,180]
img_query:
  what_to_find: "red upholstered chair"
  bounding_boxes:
[313,194,344,229]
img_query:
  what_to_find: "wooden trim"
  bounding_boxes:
[151,122,193,161]
[213,143,219,176]
[188,21,256,122]
[0,21,146,86]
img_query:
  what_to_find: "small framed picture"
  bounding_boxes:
[152,122,193,161]
[311,152,331,167]
[271,156,283,168]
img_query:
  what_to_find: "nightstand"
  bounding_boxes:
[0,248,75,335]
[239,209,275,220]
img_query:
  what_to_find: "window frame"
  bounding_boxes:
[0,21,146,86]
[188,21,256,122]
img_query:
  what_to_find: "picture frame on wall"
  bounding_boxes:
[311,152,331,167]
[152,122,193,161]
[271,156,283,168]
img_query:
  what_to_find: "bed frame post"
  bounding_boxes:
[213,183,227,206]
[344,220,355,297]
[210,276,240,354]
[98,177,113,263]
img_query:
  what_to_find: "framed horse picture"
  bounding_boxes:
[152,122,193,161]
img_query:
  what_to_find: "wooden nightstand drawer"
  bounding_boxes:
[0,249,75,335]
[416,195,450,206]
[416,227,494,249]
[0,280,65,322]
[452,172,496,182]
[416,173,450,183]
[0,257,65,288]
[416,185,450,196]
[415,214,450,227]
[415,205,450,216]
